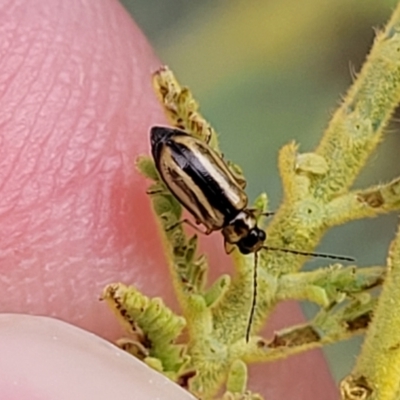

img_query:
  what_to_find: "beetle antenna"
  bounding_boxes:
[244,247,353,342]
[261,211,275,218]
[246,251,258,342]
[261,246,355,262]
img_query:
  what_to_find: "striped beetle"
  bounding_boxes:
[150,125,354,341]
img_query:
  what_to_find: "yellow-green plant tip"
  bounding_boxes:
[135,155,159,181]
[186,255,207,292]
[277,266,385,308]
[152,66,219,151]
[295,152,328,175]
[103,283,188,375]
[184,235,198,263]
[152,196,181,221]
[226,160,246,185]
[151,191,182,222]
[203,275,231,307]
[144,357,164,372]
[226,359,248,394]
[253,192,269,214]
[186,293,208,313]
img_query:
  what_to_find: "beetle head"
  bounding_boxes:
[237,227,266,254]
[222,210,266,254]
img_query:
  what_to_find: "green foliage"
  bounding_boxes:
[105,4,400,398]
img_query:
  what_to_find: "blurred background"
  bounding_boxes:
[121,0,399,384]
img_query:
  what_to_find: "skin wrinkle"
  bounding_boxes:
[0,88,44,197]
[0,2,39,85]
[0,27,31,100]
[42,28,107,212]
[0,23,65,200]
[0,2,17,55]
[47,7,101,206]
[16,100,68,209]
[66,66,129,253]
[57,78,96,190]
[0,0,172,334]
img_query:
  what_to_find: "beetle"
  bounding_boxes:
[150,125,354,341]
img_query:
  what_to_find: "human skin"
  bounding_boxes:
[0,1,338,398]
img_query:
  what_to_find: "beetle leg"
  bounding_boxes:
[224,241,236,254]
[261,211,275,218]
[146,182,170,196]
[247,208,275,220]
[166,219,211,236]
[146,183,169,196]
[146,188,164,195]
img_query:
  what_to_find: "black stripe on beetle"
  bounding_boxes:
[151,126,248,233]
[150,125,354,342]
